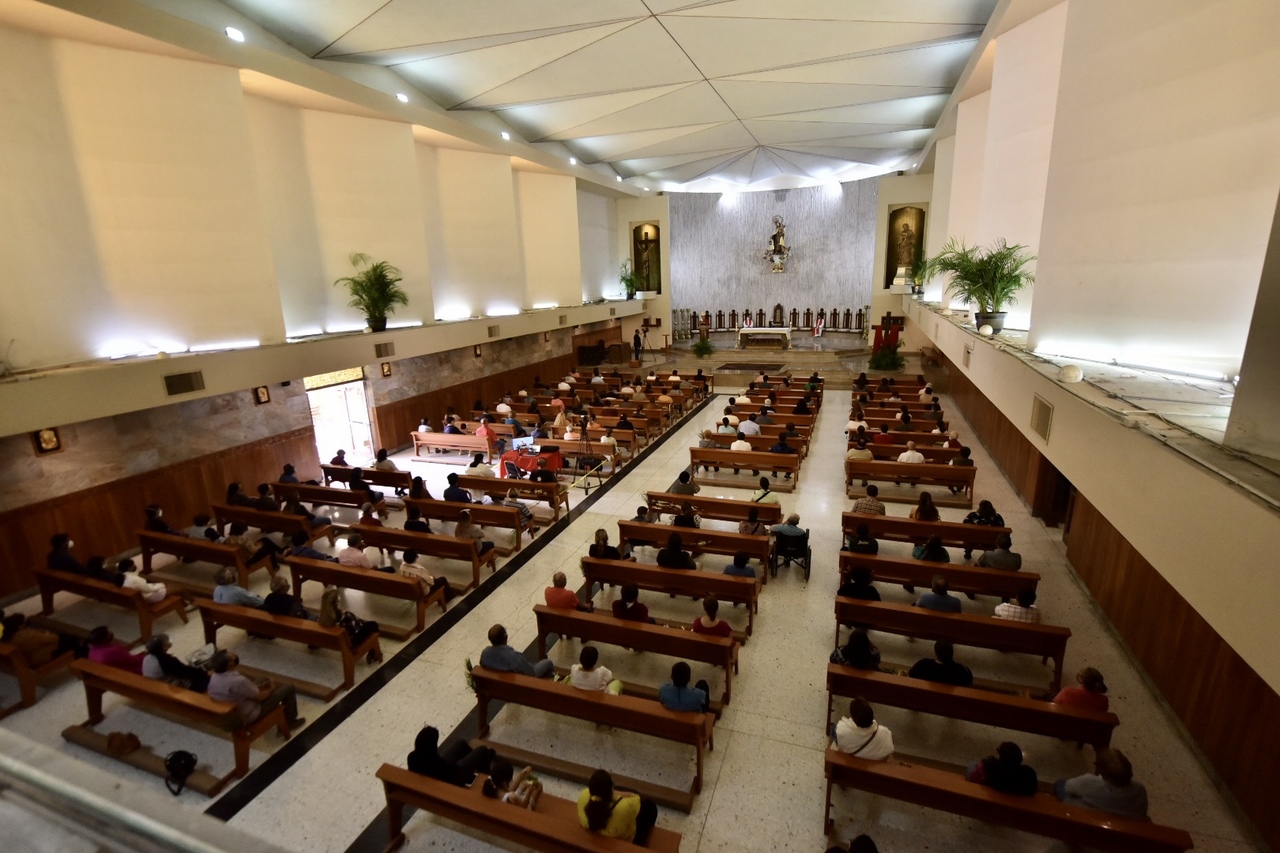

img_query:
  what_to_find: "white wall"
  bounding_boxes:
[1028,0,1280,375]
[869,174,933,336]
[946,92,990,249]
[973,1,1068,330]
[923,136,956,302]
[577,189,618,302]
[617,195,672,337]
[426,149,525,318]
[514,171,582,309]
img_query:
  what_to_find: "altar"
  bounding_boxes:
[737,327,791,349]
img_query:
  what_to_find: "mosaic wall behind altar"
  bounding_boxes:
[668,178,879,319]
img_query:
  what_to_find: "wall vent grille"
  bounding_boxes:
[1031,395,1054,442]
[487,325,500,338]
[609,307,616,317]
[558,314,567,326]
[963,344,973,369]
[374,342,395,358]
[164,371,205,396]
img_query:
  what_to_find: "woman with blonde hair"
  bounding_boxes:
[454,509,495,556]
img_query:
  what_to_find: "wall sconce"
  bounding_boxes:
[380,362,392,378]
[543,332,550,343]
[253,386,270,405]
[473,345,482,358]
[32,427,63,455]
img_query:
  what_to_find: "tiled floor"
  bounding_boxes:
[1,377,1262,852]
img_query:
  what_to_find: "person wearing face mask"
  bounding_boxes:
[47,533,87,574]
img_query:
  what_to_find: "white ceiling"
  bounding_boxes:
[223,0,996,191]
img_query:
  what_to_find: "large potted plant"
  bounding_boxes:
[921,238,1035,333]
[619,260,644,301]
[333,252,408,332]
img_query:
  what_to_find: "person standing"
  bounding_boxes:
[632,330,643,361]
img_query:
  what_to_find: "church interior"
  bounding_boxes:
[1,1,1278,852]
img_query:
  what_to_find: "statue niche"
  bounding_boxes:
[631,223,661,293]
[884,207,925,290]
[761,215,791,273]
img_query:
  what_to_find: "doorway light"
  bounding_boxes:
[225,27,245,42]
[395,93,409,103]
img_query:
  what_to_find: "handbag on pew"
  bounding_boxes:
[164,750,198,795]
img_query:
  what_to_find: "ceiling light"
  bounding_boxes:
[643,187,649,191]
[616,176,623,182]
[569,157,577,165]
[225,27,245,42]
[395,93,409,103]
[500,132,510,141]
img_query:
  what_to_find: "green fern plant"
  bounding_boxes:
[691,337,716,359]
[920,238,1036,313]
[333,252,409,331]
[868,341,905,371]
[619,260,644,300]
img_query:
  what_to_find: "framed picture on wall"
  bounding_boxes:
[32,427,63,455]
[253,386,271,405]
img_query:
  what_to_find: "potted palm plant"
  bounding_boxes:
[920,238,1036,333]
[619,260,644,301]
[333,252,409,332]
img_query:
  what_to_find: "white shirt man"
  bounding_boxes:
[845,418,868,434]
[730,435,752,452]
[897,441,925,464]
[466,455,496,502]
[495,401,512,414]
[738,417,762,436]
[834,698,895,761]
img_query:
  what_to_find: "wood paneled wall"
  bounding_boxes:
[944,357,1067,522]
[1065,493,1280,850]
[574,326,621,350]
[0,427,319,599]
[371,353,577,451]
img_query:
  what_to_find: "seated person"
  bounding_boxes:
[912,534,950,563]
[329,449,350,466]
[772,512,804,538]
[358,502,383,527]
[908,640,973,686]
[403,506,431,533]
[224,520,282,572]
[837,566,880,601]
[1052,666,1110,712]
[454,510,494,555]
[544,571,591,612]
[845,439,873,462]
[834,627,880,669]
[282,495,331,529]
[915,574,962,612]
[407,724,494,785]
[478,623,554,678]
[993,588,1041,623]
[465,452,496,500]
[399,549,456,601]
[253,483,281,512]
[658,661,711,713]
[337,535,385,571]
[208,649,305,729]
[656,533,697,569]
[977,533,1022,571]
[261,574,312,619]
[833,697,894,760]
[723,552,756,578]
[965,741,1038,796]
[845,523,878,554]
[184,514,219,540]
[768,435,797,478]
[115,558,167,603]
[500,489,536,527]
[287,529,336,562]
[569,645,622,694]
[588,529,624,561]
[442,472,473,504]
[348,468,385,503]
[86,625,145,673]
[143,504,178,534]
[750,477,781,505]
[738,508,768,536]
[141,633,210,692]
[896,441,925,464]
[481,759,542,810]
[611,583,653,623]
[1054,748,1148,819]
[670,470,700,495]
[962,500,1005,557]
[212,566,264,608]
[692,597,734,637]
[279,463,301,484]
[225,482,257,508]
[672,501,700,528]
[0,611,77,667]
[578,769,657,846]
[528,458,559,484]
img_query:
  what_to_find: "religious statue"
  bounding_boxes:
[762,215,791,273]
[896,223,917,269]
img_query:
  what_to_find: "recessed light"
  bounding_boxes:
[616,176,623,182]
[569,157,577,165]
[500,132,510,141]
[395,93,409,103]
[225,26,245,42]
[643,187,649,191]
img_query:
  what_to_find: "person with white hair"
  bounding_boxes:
[772,512,804,537]
[897,441,925,464]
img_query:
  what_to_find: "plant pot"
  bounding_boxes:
[974,311,1007,333]
[367,317,388,332]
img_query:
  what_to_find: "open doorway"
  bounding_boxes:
[305,368,373,465]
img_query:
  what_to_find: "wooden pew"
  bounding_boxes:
[66,659,289,795]
[196,600,380,701]
[0,640,75,719]
[838,552,1038,601]
[375,764,682,853]
[533,438,617,474]
[349,523,497,592]
[689,448,801,491]
[583,426,640,454]
[823,751,1193,852]
[645,491,783,526]
[285,556,444,640]
[842,513,1011,553]
[271,482,387,515]
[851,442,961,463]
[321,464,412,492]
[137,530,273,591]
[581,556,760,636]
[730,404,815,425]
[755,422,813,439]
[826,664,1117,748]
[617,520,773,578]
[845,460,975,505]
[706,431,810,458]
[412,432,492,460]
[453,474,570,522]
[471,665,715,811]
[211,503,335,547]
[403,497,535,555]
[32,566,189,642]
[834,597,1070,693]
[534,604,738,704]
[853,430,948,445]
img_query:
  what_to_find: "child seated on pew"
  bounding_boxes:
[481,759,542,809]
